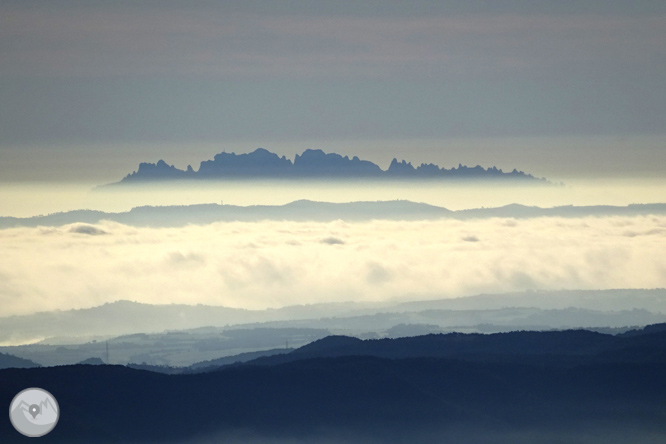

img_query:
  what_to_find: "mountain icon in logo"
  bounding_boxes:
[9,388,59,437]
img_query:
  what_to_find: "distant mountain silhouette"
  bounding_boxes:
[0,300,256,345]
[4,200,666,229]
[128,348,296,374]
[197,148,293,178]
[3,289,666,356]
[620,322,666,337]
[111,148,550,184]
[122,323,666,373]
[0,352,40,369]
[0,300,345,347]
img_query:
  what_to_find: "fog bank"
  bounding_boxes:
[1,215,664,316]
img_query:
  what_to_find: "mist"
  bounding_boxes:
[1,215,664,316]
[2,177,666,218]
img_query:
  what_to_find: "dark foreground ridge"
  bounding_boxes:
[110,148,551,184]
[2,326,666,443]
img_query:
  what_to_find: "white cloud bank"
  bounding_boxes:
[0,216,665,316]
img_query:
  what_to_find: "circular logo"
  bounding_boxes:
[9,388,59,437]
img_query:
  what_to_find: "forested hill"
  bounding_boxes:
[2,326,666,443]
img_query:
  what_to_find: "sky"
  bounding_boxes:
[1,0,665,182]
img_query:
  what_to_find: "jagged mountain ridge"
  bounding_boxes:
[114,148,548,184]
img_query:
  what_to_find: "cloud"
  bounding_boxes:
[0,215,665,316]
[320,237,345,245]
[165,251,206,268]
[365,262,393,284]
[69,224,107,235]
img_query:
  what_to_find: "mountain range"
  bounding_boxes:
[2,200,665,229]
[3,289,666,343]
[111,148,550,184]
[2,289,666,367]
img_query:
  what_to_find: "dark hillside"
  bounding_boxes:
[3,328,666,443]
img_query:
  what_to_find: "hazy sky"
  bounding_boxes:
[1,0,665,181]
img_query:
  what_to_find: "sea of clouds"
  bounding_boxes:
[1,216,665,316]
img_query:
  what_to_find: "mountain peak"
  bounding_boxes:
[292,335,364,355]
[113,148,550,185]
[388,158,415,174]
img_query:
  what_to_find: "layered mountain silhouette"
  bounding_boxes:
[0,352,40,369]
[2,326,666,443]
[3,289,666,353]
[112,148,549,184]
[3,201,666,229]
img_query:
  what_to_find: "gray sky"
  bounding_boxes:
[1,0,665,181]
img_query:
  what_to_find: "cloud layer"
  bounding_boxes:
[1,216,665,316]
